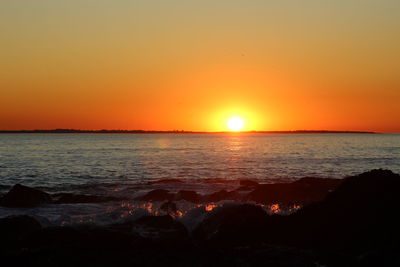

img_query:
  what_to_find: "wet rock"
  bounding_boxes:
[205,190,240,202]
[0,184,52,208]
[175,190,201,203]
[255,169,400,250]
[285,169,400,248]
[239,179,259,187]
[135,215,180,229]
[132,215,189,243]
[1,169,399,266]
[29,227,136,250]
[193,204,268,247]
[0,215,42,248]
[246,177,341,205]
[160,201,178,215]
[135,189,174,201]
[180,206,209,232]
[52,193,121,204]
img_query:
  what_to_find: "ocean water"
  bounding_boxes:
[0,133,399,225]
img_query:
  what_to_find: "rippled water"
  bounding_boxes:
[1,133,399,224]
[0,133,399,189]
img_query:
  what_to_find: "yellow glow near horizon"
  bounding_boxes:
[227,117,244,131]
[211,107,261,132]
[1,1,399,132]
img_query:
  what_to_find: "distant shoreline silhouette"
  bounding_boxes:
[0,129,377,134]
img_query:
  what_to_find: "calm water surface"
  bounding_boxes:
[0,133,399,189]
[1,133,399,224]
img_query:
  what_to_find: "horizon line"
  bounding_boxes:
[0,129,382,134]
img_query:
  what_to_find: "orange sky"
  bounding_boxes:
[1,1,399,132]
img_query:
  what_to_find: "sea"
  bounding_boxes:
[0,133,399,226]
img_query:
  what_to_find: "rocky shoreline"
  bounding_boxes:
[1,169,399,266]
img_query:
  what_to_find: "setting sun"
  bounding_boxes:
[227,117,244,131]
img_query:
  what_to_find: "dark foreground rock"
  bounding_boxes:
[283,169,400,248]
[135,189,174,201]
[160,201,178,214]
[239,179,259,187]
[192,169,400,265]
[1,169,399,266]
[174,190,202,203]
[246,177,342,205]
[192,204,269,247]
[0,184,52,207]
[0,215,42,248]
[204,189,241,202]
[133,215,189,243]
[0,184,124,207]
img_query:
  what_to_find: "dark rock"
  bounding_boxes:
[239,179,259,187]
[195,169,400,252]
[175,190,201,203]
[205,190,241,202]
[160,201,178,215]
[133,215,189,243]
[0,184,52,208]
[1,169,399,266]
[0,215,42,248]
[28,226,135,250]
[134,215,177,228]
[246,177,341,205]
[285,169,400,248]
[134,189,174,201]
[193,204,269,247]
[52,193,121,204]
[257,169,400,251]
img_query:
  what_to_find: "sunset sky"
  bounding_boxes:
[1,1,399,132]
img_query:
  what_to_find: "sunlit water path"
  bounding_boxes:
[0,133,399,225]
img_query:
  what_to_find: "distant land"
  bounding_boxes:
[0,129,377,134]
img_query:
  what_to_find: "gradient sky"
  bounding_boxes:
[1,0,399,132]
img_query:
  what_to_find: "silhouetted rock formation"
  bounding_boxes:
[135,189,174,201]
[0,184,125,207]
[133,215,189,243]
[246,177,341,205]
[0,184,51,207]
[204,189,240,202]
[239,179,259,187]
[191,169,400,265]
[160,201,178,215]
[0,215,42,249]
[283,169,400,248]
[174,190,201,203]
[193,204,268,247]
[1,170,399,266]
